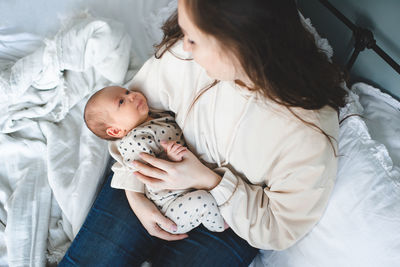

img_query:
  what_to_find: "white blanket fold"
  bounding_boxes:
[0,17,131,134]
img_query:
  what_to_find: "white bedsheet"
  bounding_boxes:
[0,15,133,266]
[352,82,400,166]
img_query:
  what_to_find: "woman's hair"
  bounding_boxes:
[155,0,348,152]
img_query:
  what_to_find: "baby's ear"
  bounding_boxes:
[106,127,125,138]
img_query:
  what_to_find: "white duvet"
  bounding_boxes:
[0,16,133,266]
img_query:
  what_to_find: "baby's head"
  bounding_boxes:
[84,86,149,140]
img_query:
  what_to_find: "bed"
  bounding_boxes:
[0,1,399,266]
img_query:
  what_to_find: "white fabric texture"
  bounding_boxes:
[352,82,400,166]
[0,16,133,266]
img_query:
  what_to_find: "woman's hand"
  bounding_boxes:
[132,141,222,191]
[125,190,188,241]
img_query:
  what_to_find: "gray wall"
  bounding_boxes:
[298,0,400,99]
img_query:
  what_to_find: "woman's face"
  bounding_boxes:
[177,0,239,81]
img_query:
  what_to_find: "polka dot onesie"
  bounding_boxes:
[109,111,225,234]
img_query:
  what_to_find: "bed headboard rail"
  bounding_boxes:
[319,0,400,75]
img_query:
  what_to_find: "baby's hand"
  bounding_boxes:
[161,140,187,162]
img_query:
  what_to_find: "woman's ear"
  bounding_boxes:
[106,127,125,138]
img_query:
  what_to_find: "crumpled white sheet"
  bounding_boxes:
[0,15,131,133]
[0,15,133,266]
[352,82,400,166]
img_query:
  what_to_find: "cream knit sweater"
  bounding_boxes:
[126,41,338,250]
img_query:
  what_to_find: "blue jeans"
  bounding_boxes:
[59,170,258,267]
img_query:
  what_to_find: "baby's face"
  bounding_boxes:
[99,86,149,135]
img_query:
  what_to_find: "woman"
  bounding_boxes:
[60,0,347,266]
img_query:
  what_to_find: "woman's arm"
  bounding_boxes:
[208,128,338,250]
[124,190,188,241]
[132,123,338,250]
[114,135,188,241]
[209,165,335,251]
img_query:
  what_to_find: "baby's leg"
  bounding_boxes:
[161,140,187,162]
[163,190,226,234]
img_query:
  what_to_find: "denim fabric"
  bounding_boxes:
[59,171,258,267]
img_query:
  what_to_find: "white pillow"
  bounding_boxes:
[352,82,400,166]
[258,91,400,267]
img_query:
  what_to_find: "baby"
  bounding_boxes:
[84,86,226,233]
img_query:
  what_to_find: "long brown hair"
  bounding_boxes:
[155,0,348,152]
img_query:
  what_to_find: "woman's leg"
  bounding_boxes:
[59,170,161,267]
[59,170,258,267]
[151,225,259,267]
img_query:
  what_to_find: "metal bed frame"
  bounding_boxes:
[318,0,400,75]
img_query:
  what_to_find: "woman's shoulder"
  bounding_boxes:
[224,100,339,185]
[260,99,338,136]
[227,83,338,135]
[235,98,339,158]
[132,40,205,88]
[163,40,191,60]
[215,82,338,141]
[151,40,193,67]
[127,40,207,112]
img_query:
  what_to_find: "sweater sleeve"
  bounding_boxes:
[210,129,338,250]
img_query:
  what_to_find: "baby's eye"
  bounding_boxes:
[119,99,124,105]
[125,90,130,95]
[188,39,195,45]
